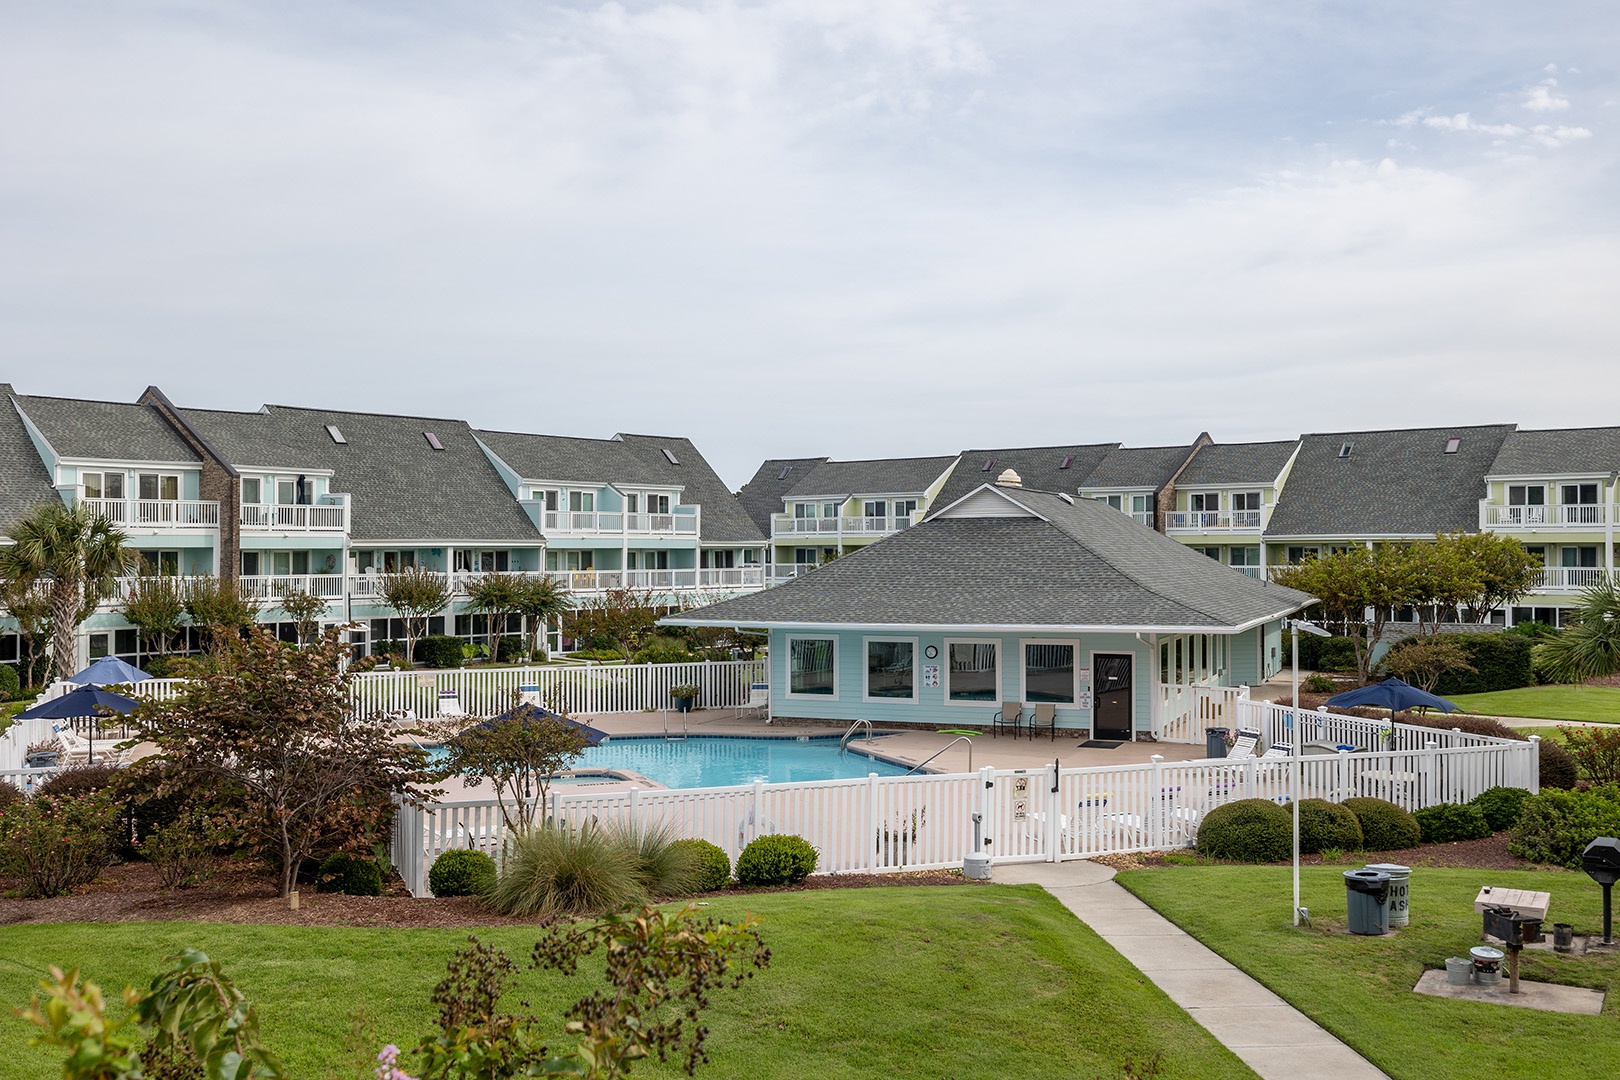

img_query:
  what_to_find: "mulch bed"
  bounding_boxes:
[0,860,974,928]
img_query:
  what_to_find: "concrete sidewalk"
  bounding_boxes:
[995,862,1390,1080]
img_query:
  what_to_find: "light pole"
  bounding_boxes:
[1287,616,1331,927]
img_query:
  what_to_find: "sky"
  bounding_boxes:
[1,2,1616,488]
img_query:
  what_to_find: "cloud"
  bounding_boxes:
[1530,124,1593,148]
[1524,78,1571,111]
[1420,112,1524,137]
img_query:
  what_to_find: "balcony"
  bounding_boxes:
[242,574,347,601]
[1532,566,1615,592]
[344,566,763,601]
[1166,509,1265,533]
[770,563,819,582]
[542,509,700,538]
[83,498,219,530]
[770,513,919,540]
[1481,502,1611,530]
[241,501,349,533]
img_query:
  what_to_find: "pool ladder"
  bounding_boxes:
[664,711,688,741]
[906,736,972,776]
[839,719,873,754]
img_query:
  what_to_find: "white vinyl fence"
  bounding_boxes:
[392,732,1540,897]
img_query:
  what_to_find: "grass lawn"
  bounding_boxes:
[1448,684,1620,723]
[0,885,1257,1080]
[1119,864,1619,1080]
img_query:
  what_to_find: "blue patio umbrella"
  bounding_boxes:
[477,703,609,747]
[1325,677,1459,715]
[68,656,150,686]
[18,684,141,765]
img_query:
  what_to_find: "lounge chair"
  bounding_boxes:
[1260,742,1293,760]
[437,690,467,718]
[1226,729,1261,760]
[53,725,130,766]
[518,684,542,707]
[1029,702,1057,742]
[992,701,1026,739]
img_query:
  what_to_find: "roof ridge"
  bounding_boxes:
[264,403,474,426]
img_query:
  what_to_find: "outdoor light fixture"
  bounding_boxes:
[1287,616,1332,927]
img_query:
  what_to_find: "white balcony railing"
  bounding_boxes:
[1166,509,1265,532]
[1481,502,1612,529]
[1532,567,1615,591]
[241,503,349,533]
[99,575,210,605]
[82,498,220,530]
[543,509,700,537]
[771,512,919,540]
[242,574,348,600]
[344,566,763,601]
[770,563,820,581]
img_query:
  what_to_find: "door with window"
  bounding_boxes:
[1507,484,1546,525]
[1232,491,1262,527]
[1093,654,1134,741]
[1562,483,1600,525]
[137,473,181,523]
[1189,492,1219,527]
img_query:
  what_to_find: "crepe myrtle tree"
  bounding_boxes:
[513,573,571,659]
[0,500,138,681]
[1272,544,1420,686]
[380,564,451,664]
[438,703,587,832]
[129,627,432,897]
[272,582,327,646]
[464,572,524,665]
[122,573,188,658]
[182,576,263,655]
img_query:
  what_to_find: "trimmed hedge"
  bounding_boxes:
[415,635,465,669]
[1470,786,1533,832]
[1509,785,1620,867]
[1195,799,1291,863]
[316,852,384,896]
[0,662,18,698]
[1292,632,1360,673]
[735,834,818,886]
[429,849,497,897]
[1342,798,1422,851]
[1297,798,1364,854]
[1434,633,1534,695]
[1414,802,1492,844]
[673,838,731,892]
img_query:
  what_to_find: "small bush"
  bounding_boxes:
[0,792,117,898]
[673,838,731,892]
[1431,633,1535,695]
[141,655,181,678]
[567,648,627,663]
[735,834,818,886]
[613,823,702,898]
[428,849,497,898]
[1301,674,1336,694]
[633,636,697,665]
[1559,725,1620,785]
[1510,785,1620,867]
[489,823,642,918]
[1470,786,1534,832]
[0,780,23,814]
[36,762,122,799]
[143,807,229,889]
[315,852,384,896]
[1414,802,1492,844]
[1540,739,1579,790]
[415,635,465,670]
[0,662,18,698]
[1194,799,1291,862]
[1342,798,1422,851]
[1297,799,1364,854]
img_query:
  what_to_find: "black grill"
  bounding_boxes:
[1583,837,1620,944]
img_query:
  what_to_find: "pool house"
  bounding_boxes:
[665,472,1313,744]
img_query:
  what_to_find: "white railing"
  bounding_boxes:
[241,503,349,532]
[344,568,763,600]
[98,575,210,605]
[1232,698,1523,753]
[544,509,700,537]
[81,498,220,530]
[241,574,347,600]
[1481,502,1611,529]
[391,738,1539,896]
[769,564,819,581]
[1156,684,1249,743]
[1532,566,1614,591]
[770,512,919,539]
[1165,509,1265,532]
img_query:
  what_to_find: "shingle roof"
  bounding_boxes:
[1178,441,1300,487]
[13,394,199,464]
[1264,424,1513,538]
[1081,444,1197,489]
[1487,428,1620,478]
[0,387,63,533]
[474,430,666,487]
[736,458,829,535]
[931,443,1118,510]
[614,434,767,545]
[666,484,1310,631]
[780,455,959,500]
[184,405,541,543]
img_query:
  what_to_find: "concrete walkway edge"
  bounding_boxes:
[994,861,1392,1080]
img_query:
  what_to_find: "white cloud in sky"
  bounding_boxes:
[1524,78,1572,111]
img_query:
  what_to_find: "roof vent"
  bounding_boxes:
[996,469,1023,488]
[325,424,346,445]
[424,431,444,451]
[1057,492,1074,504]
[662,447,680,465]
[1338,440,1354,459]
[1059,455,1074,470]
[981,458,996,472]
[1444,437,1461,454]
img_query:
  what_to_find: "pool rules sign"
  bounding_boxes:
[1012,775,1030,821]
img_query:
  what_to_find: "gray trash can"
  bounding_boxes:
[1206,728,1228,759]
[1364,863,1410,927]
[1343,869,1391,935]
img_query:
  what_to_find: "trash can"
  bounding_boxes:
[1445,957,1471,985]
[1343,869,1391,935]
[1206,728,1228,759]
[1364,862,1410,928]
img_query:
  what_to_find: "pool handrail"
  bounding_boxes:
[839,719,873,753]
[905,736,972,776]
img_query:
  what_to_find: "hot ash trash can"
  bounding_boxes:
[1343,869,1392,935]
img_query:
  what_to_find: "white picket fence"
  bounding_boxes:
[391,736,1540,897]
[1232,698,1516,753]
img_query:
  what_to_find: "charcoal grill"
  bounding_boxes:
[1582,837,1620,945]
[1480,907,1541,993]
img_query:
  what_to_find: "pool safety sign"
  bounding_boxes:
[1012,775,1030,821]
[922,664,941,688]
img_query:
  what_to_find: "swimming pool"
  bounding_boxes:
[429,736,913,789]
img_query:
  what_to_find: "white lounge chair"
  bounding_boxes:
[437,690,467,718]
[1226,729,1262,760]
[1260,742,1293,760]
[518,684,542,707]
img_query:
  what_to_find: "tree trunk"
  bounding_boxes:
[49,577,81,682]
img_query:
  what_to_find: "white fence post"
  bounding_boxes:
[865,772,878,873]
[1150,755,1164,851]
[1045,762,1059,863]
[1527,736,1541,795]
[977,765,996,860]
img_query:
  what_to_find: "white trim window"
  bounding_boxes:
[863,637,917,703]
[1021,639,1077,704]
[787,635,838,698]
[946,639,1000,704]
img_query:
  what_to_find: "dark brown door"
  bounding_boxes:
[1093,654,1133,740]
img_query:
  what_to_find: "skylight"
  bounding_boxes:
[661,447,680,465]
[777,466,792,481]
[1444,437,1461,454]
[1057,492,1074,504]
[1338,441,1354,459]
[325,424,346,445]
[981,458,995,472]
[1059,455,1074,470]
[424,431,444,451]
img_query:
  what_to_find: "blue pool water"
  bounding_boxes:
[430,736,912,789]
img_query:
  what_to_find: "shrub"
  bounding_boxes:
[141,655,181,678]
[143,807,228,889]
[1539,739,1579,790]
[315,852,384,896]
[105,761,194,860]
[489,823,642,918]
[633,636,697,665]
[568,648,627,662]
[1430,633,1534,695]
[415,634,465,670]
[0,792,117,898]
[1559,725,1620,785]
[673,838,731,892]
[1301,674,1336,694]
[614,823,702,898]
[36,762,122,799]
[1414,802,1492,844]
[374,639,409,659]
[735,834,818,886]
[1470,786,1533,832]
[1342,798,1422,851]
[1510,785,1620,867]
[1194,799,1291,862]
[428,848,498,898]
[1297,799,1364,854]
[0,780,23,814]
[0,662,18,698]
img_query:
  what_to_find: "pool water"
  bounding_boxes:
[430,736,912,789]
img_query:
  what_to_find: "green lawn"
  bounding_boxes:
[1447,684,1620,723]
[1119,864,1618,1080]
[0,886,1256,1080]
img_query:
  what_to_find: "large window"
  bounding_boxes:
[1023,641,1076,704]
[788,637,837,697]
[947,640,999,703]
[864,639,915,701]
[82,472,124,500]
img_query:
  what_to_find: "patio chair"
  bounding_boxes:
[518,684,542,707]
[992,701,1026,739]
[1226,729,1261,760]
[437,690,467,718]
[1029,702,1057,742]
[1260,742,1292,760]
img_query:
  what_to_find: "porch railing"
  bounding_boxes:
[81,498,220,529]
[240,503,349,532]
[1480,502,1612,529]
[542,509,700,537]
[1165,509,1265,531]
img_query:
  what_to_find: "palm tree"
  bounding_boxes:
[1534,578,1620,684]
[0,500,137,681]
